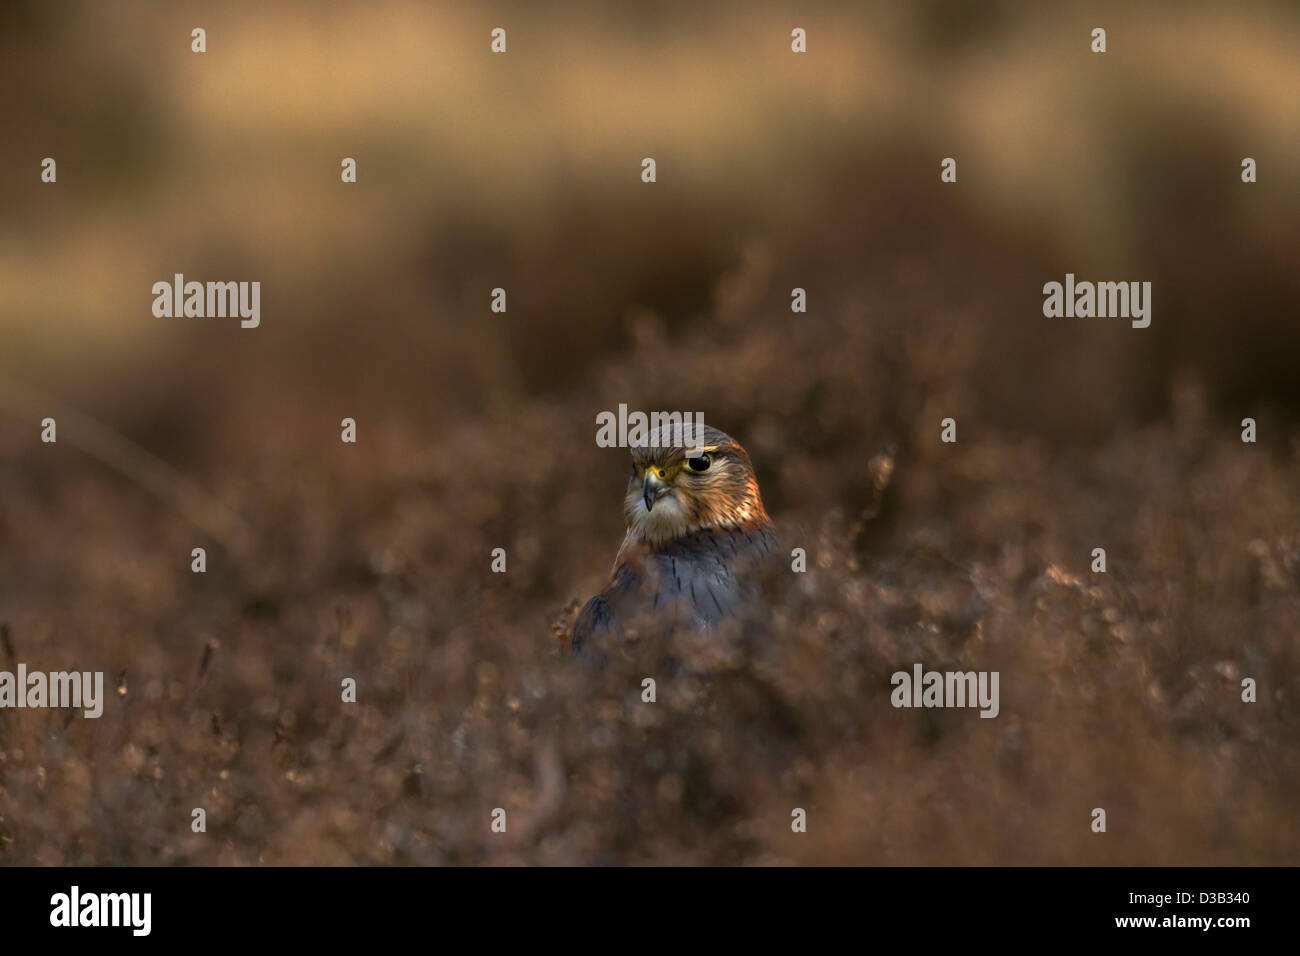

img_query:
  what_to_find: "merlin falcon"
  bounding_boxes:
[572,424,776,654]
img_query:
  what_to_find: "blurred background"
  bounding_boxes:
[0,0,1298,864]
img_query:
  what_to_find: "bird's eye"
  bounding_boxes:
[684,454,711,473]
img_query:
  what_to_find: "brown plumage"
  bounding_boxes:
[572,424,776,655]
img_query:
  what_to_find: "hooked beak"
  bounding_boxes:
[643,470,671,512]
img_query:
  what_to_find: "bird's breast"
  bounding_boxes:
[619,523,774,629]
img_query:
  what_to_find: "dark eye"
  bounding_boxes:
[684,454,711,473]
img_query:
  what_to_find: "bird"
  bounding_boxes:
[571,423,776,656]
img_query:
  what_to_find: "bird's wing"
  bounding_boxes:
[571,562,639,655]
[571,592,615,655]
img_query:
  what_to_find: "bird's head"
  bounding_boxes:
[623,424,769,545]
